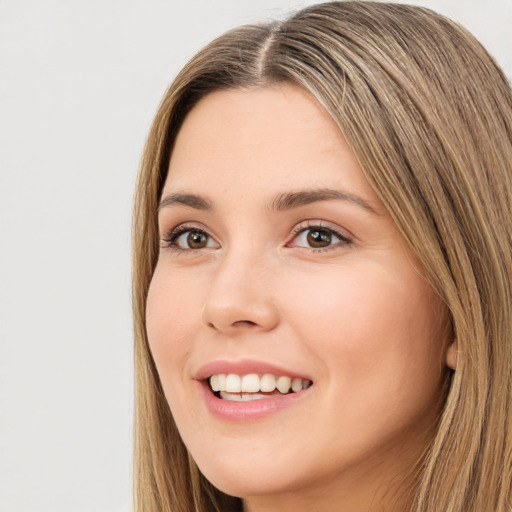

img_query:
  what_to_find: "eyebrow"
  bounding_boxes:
[158,193,212,211]
[268,188,378,214]
[158,188,378,215]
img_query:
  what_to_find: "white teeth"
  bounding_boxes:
[209,374,228,392]
[217,374,226,391]
[208,372,312,397]
[291,377,303,393]
[260,374,276,392]
[241,373,260,392]
[225,374,241,393]
[276,376,292,394]
[210,374,220,392]
[220,392,269,401]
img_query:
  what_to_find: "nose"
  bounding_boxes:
[201,251,279,334]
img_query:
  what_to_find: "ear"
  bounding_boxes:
[446,340,458,370]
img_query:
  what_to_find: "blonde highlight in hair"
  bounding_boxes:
[132,2,512,511]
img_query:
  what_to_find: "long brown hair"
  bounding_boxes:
[132,2,512,510]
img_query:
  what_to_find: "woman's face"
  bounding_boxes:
[146,84,451,510]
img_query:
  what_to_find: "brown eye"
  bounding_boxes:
[287,224,350,251]
[187,231,208,249]
[306,229,332,248]
[167,228,219,250]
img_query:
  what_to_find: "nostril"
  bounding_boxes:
[206,319,259,331]
[233,320,257,327]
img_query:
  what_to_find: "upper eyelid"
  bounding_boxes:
[160,223,212,244]
[289,220,352,239]
[161,222,210,238]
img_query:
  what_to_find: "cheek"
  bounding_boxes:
[145,265,202,387]
[280,262,447,399]
[145,264,212,438]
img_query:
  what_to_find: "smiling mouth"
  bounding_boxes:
[208,373,313,402]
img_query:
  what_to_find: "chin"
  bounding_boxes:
[191,449,308,499]
[202,469,293,500]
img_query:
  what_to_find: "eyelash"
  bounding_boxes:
[288,221,352,252]
[161,224,213,252]
[160,221,352,252]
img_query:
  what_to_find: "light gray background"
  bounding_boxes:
[0,1,510,511]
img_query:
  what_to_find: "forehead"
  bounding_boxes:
[164,84,378,206]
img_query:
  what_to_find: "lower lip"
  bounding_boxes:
[198,381,311,422]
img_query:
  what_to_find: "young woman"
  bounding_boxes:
[132,2,512,511]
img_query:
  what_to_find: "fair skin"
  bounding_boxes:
[146,84,453,512]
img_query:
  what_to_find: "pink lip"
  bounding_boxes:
[194,359,313,422]
[197,380,311,422]
[195,359,311,380]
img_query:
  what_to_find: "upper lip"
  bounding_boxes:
[195,359,312,381]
